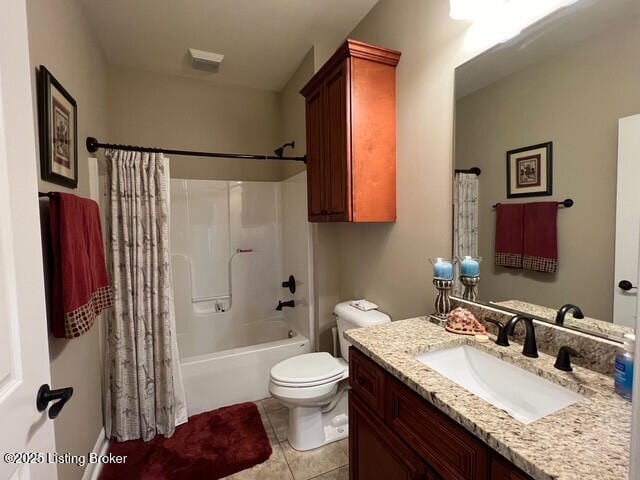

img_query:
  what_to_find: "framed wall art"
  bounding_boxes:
[506,141,552,198]
[38,65,78,188]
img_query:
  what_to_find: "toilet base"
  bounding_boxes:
[287,390,349,451]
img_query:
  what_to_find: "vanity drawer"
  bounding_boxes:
[349,347,386,416]
[386,377,488,480]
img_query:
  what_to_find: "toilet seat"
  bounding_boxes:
[270,371,346,388]
[270,352,347,388]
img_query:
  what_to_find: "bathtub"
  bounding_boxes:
[180,318,310,415]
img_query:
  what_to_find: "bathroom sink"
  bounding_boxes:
[415,345,583,424]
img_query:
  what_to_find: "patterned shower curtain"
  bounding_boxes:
[103,149,188,442]
[453,172,479,296]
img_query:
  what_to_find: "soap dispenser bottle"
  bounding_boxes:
[614,333,635,401]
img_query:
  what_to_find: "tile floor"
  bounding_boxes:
[224,398,349,480]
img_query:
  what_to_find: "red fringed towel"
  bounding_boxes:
[49,193,114,338]
[495,203,524,268]
[522,202,558,273]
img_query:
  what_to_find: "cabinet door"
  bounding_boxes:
[350,395,427,480]
[305,83,325,221]
[323,59,351,221]
[386,377,488,480]
[491,454,533,480]
[426,466,444,480]
[349,346,386,416]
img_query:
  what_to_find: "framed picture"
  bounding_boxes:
[506,141,552,198]
[37,65,78,188]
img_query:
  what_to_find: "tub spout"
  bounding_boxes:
[276,300,295,311]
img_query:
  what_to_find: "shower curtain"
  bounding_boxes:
[103,149,188,442]
[453,172,479,296]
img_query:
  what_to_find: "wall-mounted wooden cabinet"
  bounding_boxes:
[301,40,401,222]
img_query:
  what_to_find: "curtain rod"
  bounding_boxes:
[86,137,307,163]
[455,167,481,176]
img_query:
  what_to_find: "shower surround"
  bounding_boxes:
[170,172,312,414]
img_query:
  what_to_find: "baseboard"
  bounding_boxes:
[82,427,110,480]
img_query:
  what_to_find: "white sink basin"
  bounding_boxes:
[416,345,584,424]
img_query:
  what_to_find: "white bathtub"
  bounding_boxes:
[180,319,310,415]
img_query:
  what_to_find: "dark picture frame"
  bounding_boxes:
[506,141,552,198]
[37,65,78,188]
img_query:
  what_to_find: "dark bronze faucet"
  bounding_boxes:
[555,304,584,325]
[554,346,582,372]
[483,318,511,346]
[276,300,295,311]
[506,315,538,358]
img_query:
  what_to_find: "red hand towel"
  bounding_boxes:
[495,203,524,268]
[522,202,558,273]
[49,193,114,338]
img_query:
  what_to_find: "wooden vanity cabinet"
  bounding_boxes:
[350,395,428,480]
[301,40,401,223]
[490,455,534,480]
[349,347,534,480]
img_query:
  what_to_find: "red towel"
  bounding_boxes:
[495,203,524,268]
[522,202,558,273]
[49,193,114,338]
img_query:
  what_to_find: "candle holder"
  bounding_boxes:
[429,257,456,281]
[433,278,454,320]
[457,256,482,278]
[460,275,480,301]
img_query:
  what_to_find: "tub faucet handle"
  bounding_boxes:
[282,275,296,294]
[276,300,295,311]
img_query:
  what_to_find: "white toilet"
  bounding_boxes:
[269,301,391,451]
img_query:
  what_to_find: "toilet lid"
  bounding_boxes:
[270,352,346,386]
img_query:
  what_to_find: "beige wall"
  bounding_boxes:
[280,49,313,180]
[327,0,471,327]
[107,66,287,181]
[294,0,478,351]
[278,40,348,352]
[26,0,109,478]
[456,18,640,322]
[309,0,626,349]
[278,47,343,351]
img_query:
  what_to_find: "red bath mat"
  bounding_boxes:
[99,402,272,480]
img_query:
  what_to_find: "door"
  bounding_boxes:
[305,84,325,221]
[613,114,640,327]
[632,232,640,479]
[0,0,58,478]
[323,60,351,221]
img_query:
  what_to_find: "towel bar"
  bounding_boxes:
[492,198,573,209]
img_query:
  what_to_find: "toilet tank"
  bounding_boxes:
[334,301,391,361]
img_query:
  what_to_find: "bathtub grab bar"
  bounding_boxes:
[180,249,254,312]
[191,294,231,304]
[223,248,254,312]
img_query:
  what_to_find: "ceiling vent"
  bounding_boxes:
[188,48,224,73]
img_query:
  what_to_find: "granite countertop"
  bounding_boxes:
[493,299,633,340]
[345,318,632,480]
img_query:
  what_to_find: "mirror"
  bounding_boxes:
[453,0,640,341]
